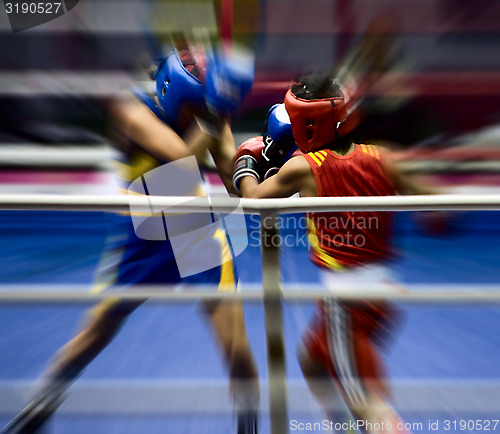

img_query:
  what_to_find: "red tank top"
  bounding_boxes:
[303,144,396,270]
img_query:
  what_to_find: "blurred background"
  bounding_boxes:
[1,0,500,433]
[1,0,500,193]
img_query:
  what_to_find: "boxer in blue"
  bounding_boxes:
[2,47,259,434]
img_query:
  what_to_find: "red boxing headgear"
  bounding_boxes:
[284,81,360,153]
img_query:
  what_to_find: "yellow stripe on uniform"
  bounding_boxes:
[213,228,236,293]
[113,160,132,183]
[128,149,161,183]
[308,152,323,167]
[318,150,328,158]
[90,242,126,294]
[362,144,372,156]
[111,148,159,185]
[89,298,124,318]
[88,240,126,316]
[306,218,346,272]
[314,151,326,163]
[89,246,125,318]
[370,145,380,159]
[366,145,376,157]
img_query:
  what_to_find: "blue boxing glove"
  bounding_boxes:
[259,103,298,179]
[204,45,255,116]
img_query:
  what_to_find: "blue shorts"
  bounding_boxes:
[91,215,238,315]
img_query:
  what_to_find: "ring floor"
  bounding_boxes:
[0,211,499,433]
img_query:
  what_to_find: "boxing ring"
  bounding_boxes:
[1,194,500,433]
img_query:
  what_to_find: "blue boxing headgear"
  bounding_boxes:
[154,50,206,126]
[263,103,297,161]
[265,103,294,145]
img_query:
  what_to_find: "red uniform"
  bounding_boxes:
[303,144,396,270]
[301,144,400,406]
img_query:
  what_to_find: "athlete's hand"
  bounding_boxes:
[232,136,265,193]
[204,45,255,116]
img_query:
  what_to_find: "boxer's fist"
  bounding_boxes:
[204,45,255,116]
[232,136,265,193]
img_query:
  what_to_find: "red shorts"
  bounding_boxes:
[302,299,401,404]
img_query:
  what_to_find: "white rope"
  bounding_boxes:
[1,193,500,213]
[0,285,500,303]
[0,145,115,168]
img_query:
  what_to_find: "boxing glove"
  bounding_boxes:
[204,45,255,116]
[232,136,265,193]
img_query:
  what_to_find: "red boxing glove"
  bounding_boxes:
[232,136,265,193]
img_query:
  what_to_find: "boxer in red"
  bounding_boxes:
[234,71,433,433]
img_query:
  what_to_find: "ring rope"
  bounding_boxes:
[1,193,500,213]
[0,286,499,303]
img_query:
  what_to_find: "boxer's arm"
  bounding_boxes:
[208,123,239,195]
[109,96,216,164]
[385,157,437,195]
[240,155,316,199]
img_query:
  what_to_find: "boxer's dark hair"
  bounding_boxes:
[291,73,343,100]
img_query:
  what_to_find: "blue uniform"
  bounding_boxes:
[92,91,237,314]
